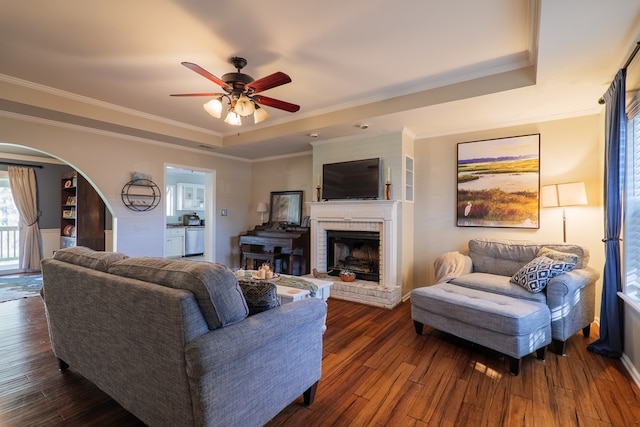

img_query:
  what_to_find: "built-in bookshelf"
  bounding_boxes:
[60,171,105,250]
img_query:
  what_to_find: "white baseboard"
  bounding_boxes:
[621,353,640,390]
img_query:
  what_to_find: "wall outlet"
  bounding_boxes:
[220,209,228,216]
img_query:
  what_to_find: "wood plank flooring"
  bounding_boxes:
[1,296,639,426]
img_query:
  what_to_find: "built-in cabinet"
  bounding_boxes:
[166,227,185,258]
[176,183,205,210]
[60,171,105,250]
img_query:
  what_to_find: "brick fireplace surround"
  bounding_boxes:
[308,200,402,309]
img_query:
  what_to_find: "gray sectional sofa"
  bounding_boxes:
[411,238,600,374]
[41,246,327,427]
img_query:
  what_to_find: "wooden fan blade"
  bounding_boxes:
[253,95,300,112]
[181,62,231,90]
[170,93,226,97]
[246,72,291,94]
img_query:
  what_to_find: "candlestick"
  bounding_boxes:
[316,185,322,202]
[385,182,391,200]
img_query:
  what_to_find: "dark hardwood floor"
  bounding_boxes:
[1,295,639,426]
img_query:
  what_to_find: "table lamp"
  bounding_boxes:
[257,202,268,224]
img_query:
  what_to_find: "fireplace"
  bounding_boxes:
[308,200,402,309]
[326,230,380,282]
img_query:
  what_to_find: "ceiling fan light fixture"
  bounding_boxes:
[224,110,242,126]
[235,94,255,117]
[174,57,299,126]
[203,98,223,118]
[253,105,269,124]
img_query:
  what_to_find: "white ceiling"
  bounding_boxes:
[1,0,639,160]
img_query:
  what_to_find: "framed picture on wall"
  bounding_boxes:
[456,134,540,228]
[269,190,303,226]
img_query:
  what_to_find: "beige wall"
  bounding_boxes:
[251,118,606,304]
[0,115,252,267]
[312,132,403,198]
[2,112,606,315]
[251,152,314,224]
[413,114,605,316]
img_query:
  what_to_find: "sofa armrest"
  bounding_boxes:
[546,266,599,342]
[546,267,599,298]
[185,297,327,372]
[184,298,327,426]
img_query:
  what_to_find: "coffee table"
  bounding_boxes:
[240,271,333,305]
[275,275,333,304]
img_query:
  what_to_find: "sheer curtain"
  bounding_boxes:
[587,69,626,358]
[8,166,43,271]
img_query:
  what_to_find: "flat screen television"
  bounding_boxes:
[322,158,380,200]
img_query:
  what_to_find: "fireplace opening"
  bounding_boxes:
[326,230,380,282]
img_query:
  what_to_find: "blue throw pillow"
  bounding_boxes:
[511,256,576,293]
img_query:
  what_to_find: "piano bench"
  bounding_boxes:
[242,251,289,273]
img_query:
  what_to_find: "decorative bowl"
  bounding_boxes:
[339,271,356,282]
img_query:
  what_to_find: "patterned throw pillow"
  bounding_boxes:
[536,247,580,266]
[239,281,280,315]
[511,256,576,293]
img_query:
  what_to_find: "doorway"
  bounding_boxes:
[165,165,216,262]
[0,145,115,266]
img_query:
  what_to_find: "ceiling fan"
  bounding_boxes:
[171,57,300,126]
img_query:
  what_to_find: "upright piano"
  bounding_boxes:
[238,226,310,276]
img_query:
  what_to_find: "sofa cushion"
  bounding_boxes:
[511,256,576,293]
[53,246,129,272]
[536,247,579,265]
[411,283,551,337]
[239,281,280,315]
[108,258,248,329]
[469,238,590,276]
[449,272,546,303]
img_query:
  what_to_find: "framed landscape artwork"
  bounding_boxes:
[269,190,303,226]
[457,134,540,228]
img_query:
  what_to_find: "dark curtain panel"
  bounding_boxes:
[588,69,626,358]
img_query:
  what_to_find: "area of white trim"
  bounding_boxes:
[619,291,640,315]
[621,353,640,391]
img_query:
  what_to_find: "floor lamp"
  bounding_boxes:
[541,182,588,242]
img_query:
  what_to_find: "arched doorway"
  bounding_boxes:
[0,144,115,273]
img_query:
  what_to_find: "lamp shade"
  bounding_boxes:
[224,110,242,126]
[256,202,268,213]
[253,105,269,124]
[541,185,559,207]
[235,95,255,117]
[557,182,587,206]
[203,98,223,118]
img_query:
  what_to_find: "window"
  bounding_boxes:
[0,171,19,227]
[624,99,640,306]
[0,171,20,269]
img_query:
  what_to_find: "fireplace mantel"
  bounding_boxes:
[308,200,399,289]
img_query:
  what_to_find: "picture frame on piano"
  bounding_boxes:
[269,190,303,226]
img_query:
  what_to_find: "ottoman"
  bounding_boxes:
[411,283,552,375]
